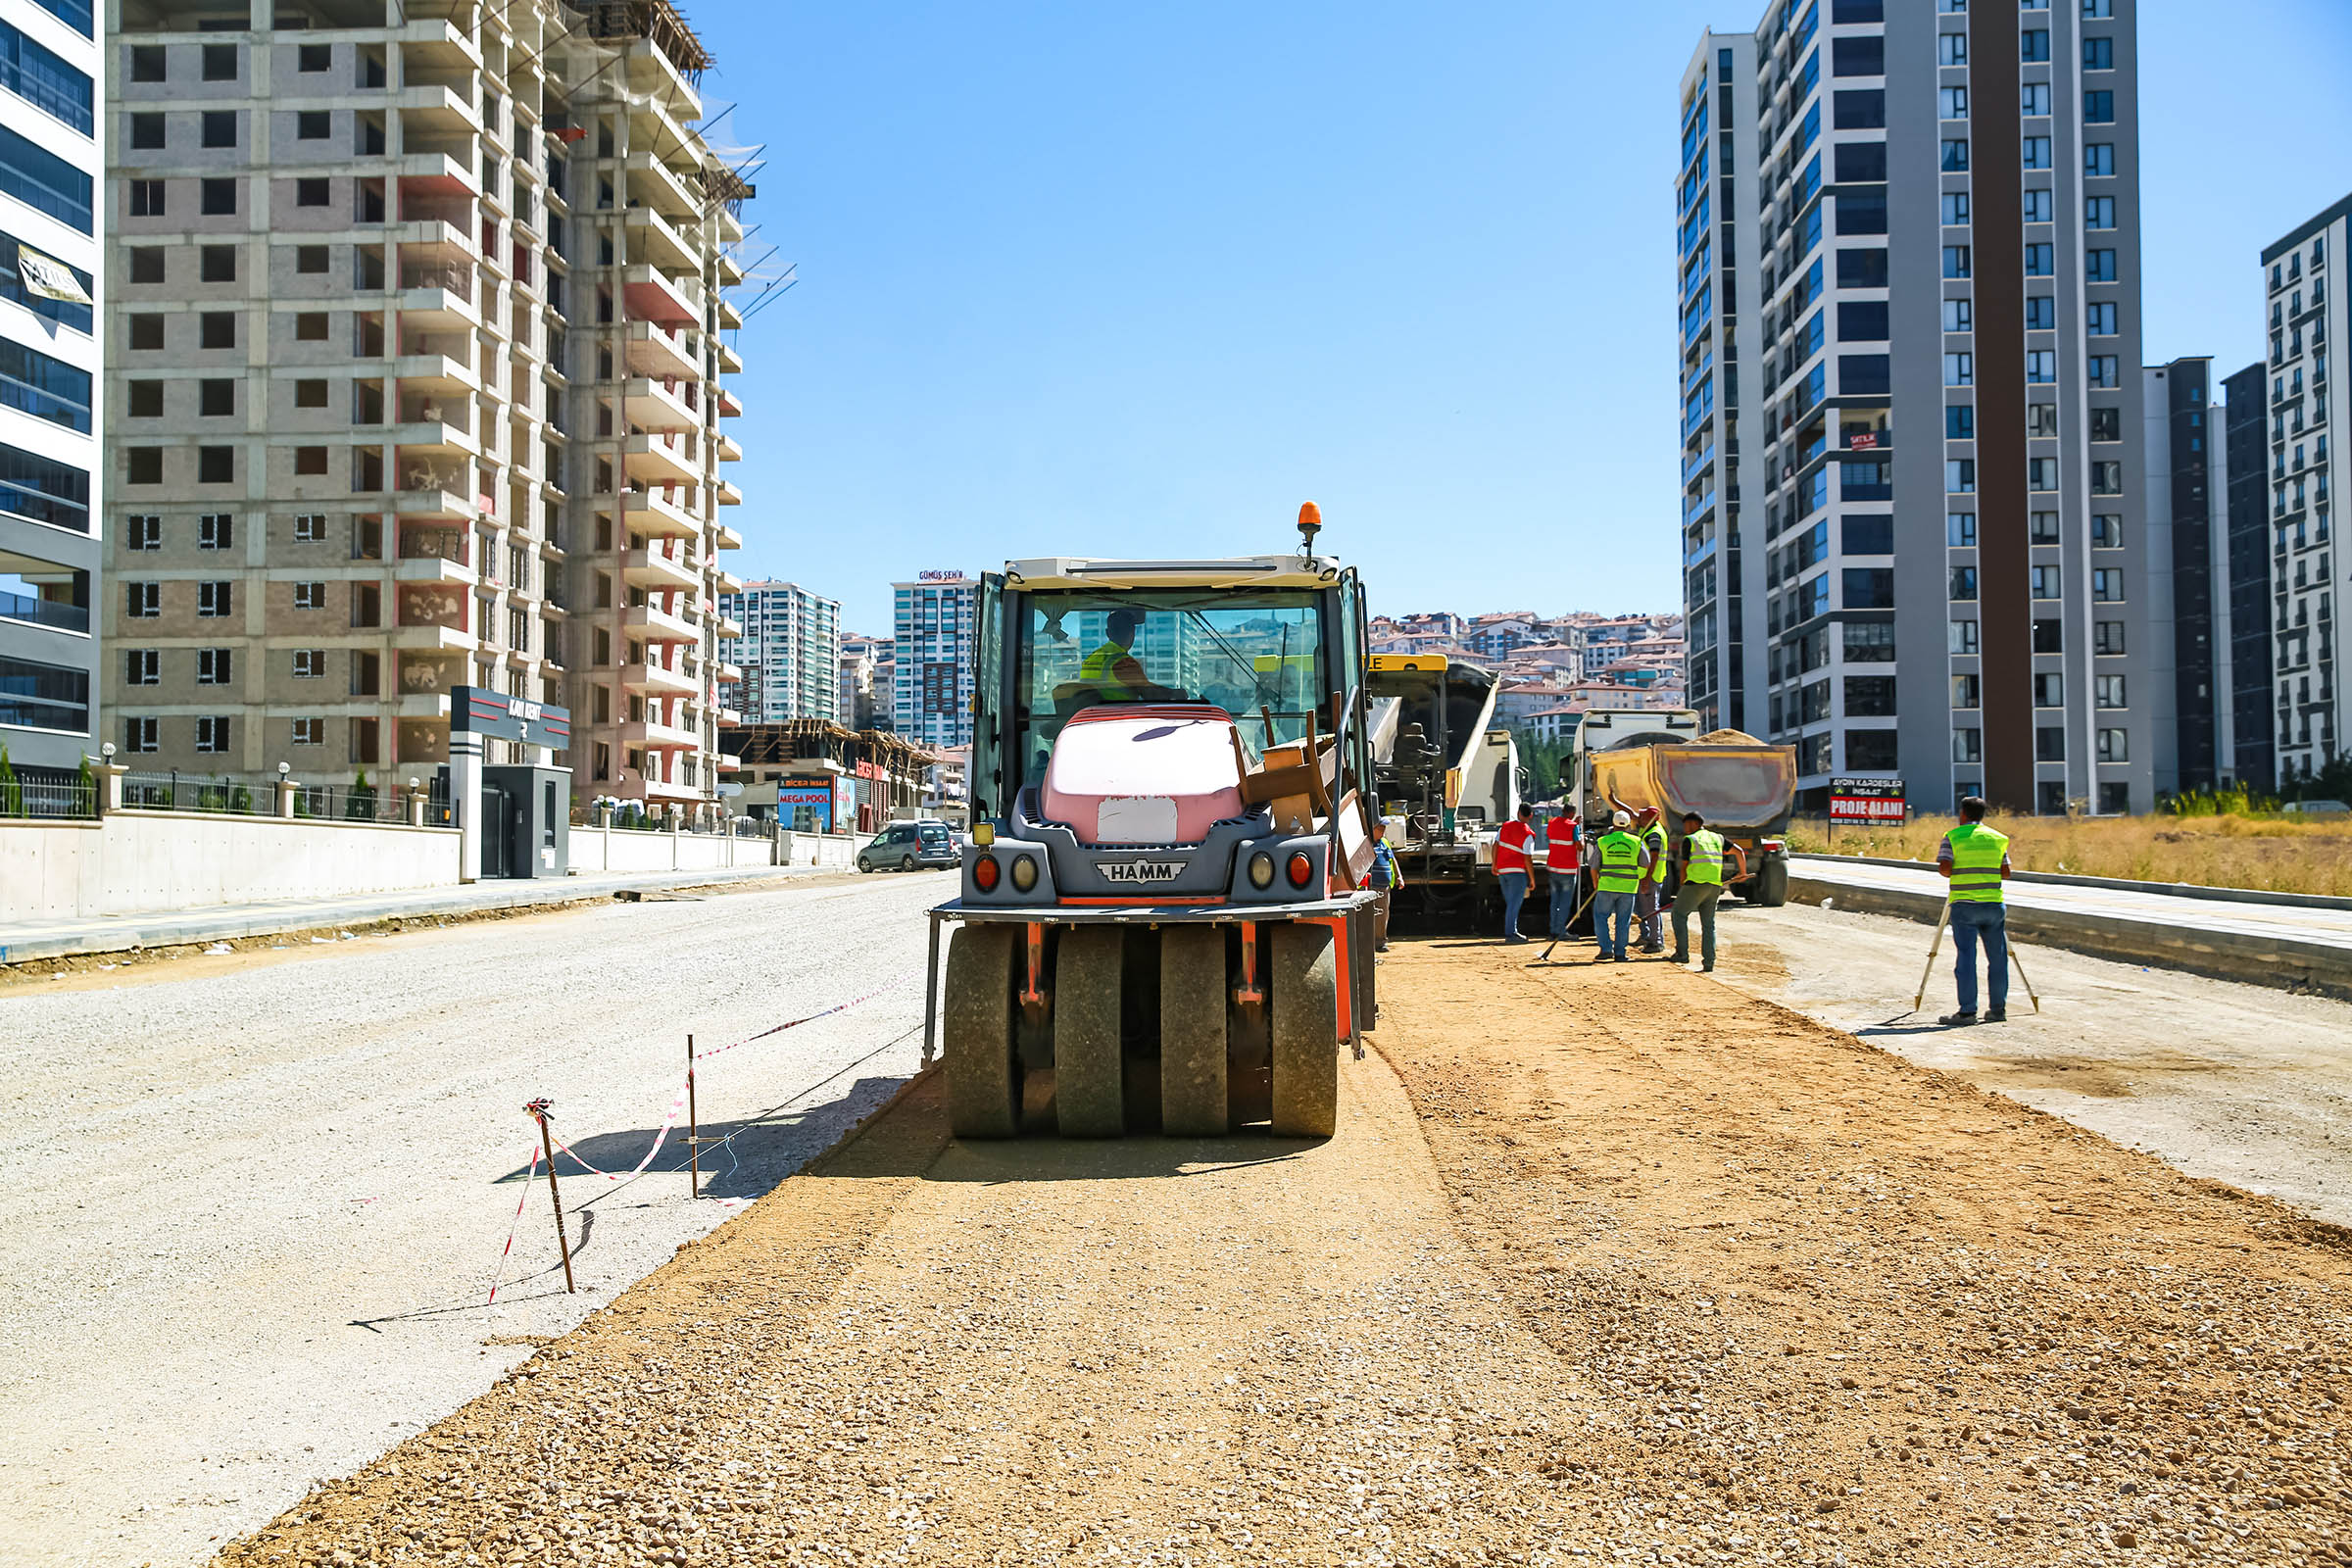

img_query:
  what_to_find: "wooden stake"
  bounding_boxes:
[528,1100,575,1294]
[686,1035,699,1199]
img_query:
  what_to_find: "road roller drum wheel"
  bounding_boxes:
[1158,926,1228,1136]
[1054,927,1126,1137]
[1270,922,1339,1139]
[943,925,1021,1138]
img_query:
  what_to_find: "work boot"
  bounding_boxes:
[1667,951,1689,964]
[1938,1009,1979,1027]
[1985,1007,2007,1023]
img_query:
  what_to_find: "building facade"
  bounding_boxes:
[2263,195,2346,781]
[0,0,100,779]
[714,579,838,724]
[836,630,882,730]
[104,0,749,816]
[1683,0,2155,813]
[2220,359,2274,789]
[890,572,974,751]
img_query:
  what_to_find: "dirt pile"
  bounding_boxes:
[213,943,2352,1568]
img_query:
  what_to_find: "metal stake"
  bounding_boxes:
[527,1099,575,1294]
[686,1035,699,1199]
[922,915,943,1066]
[1908,900,1955,1015]
[2008,941,2043,1013]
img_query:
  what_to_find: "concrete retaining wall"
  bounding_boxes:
[0,812,462,922]
[1788,871,2352,1002]
[778,831,856,869]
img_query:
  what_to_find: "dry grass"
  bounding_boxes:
[1788,810,2352,898]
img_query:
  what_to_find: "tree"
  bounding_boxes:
[346,767,377,820]
[0,745,19,816]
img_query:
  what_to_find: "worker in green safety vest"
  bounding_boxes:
[1078,609,1149,701]
[1668,811,1748,972]
[1590,810,1648,963]
[1936,794,2014,1025]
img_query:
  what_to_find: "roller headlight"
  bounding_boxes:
[972,854,1001,893]
[1008,854,1038,893]
[1249,851,1276,890]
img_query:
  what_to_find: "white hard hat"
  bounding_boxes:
[1611,809,1632,828]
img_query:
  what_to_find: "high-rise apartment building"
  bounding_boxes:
[715,579,837,724]
[2142,356,2217,795]
[0,0,100,780]
[1681,0,2155,813]
[105,0,748,816]
[890,572,974,751]
[837,630,884,730]
[2263,194,2346,780]
[2220,360,2275,789]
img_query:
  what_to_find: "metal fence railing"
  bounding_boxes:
[119,771,267,814]
[0,770,95,819]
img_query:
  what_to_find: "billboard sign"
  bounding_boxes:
[775,778,838,832]
[1828,775,1905,824]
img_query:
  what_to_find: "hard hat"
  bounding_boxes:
[1611,809,1631,828]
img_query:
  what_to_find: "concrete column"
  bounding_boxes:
[452,731,485,883]
[276,779,299,818]
[89,760,126,814]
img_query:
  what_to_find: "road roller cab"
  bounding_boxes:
[929,506,1384,1141]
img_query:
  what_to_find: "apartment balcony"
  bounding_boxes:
[711,521,744,551]
[392,82,477,133]
[390,484,475,521]
[397,150,478,194]
[715,249,746,285]
[620,661,697,697]
[394,554,473,586]
[710,566,745,596]
[713,610,745,638]
[391,351,477,395]
[622,149,703,220]
[714,294,743,330]
[626,602,701,642]
[713,430,743,463]
[392,409,479,461]
[713,478,742,507]
[714,339,743,375]
[621,716,700,750]
[714,706,745,726]
[621,432,699,485]
[624,204,700,272]
[397,264,478,328]
[620,376,699,431]
[618,486,700,539]
[393,216,474,254]
[623,546,699,592]
[620,264,699,328]
[621,320,700,381]
[714,661,744,684]
[715,385,743,417]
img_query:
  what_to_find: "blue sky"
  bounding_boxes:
[692,1,2352,634]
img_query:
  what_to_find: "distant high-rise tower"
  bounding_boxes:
[716,581,840,723]
[1681,0,2156,814]
[891,573,974,751]
[2262,194,2348,782]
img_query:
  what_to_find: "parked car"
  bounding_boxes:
[2284,799,2351,816]
[858,819,959,872]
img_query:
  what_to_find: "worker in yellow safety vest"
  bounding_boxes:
[1078,609,1150,702]
[1667,811,1748,973]
[1590,810,1648,963]
[1936,794,2014,1025]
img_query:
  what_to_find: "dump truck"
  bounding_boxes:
[924,506,1382,1140]
[1569,708,1794,906]
[1363,652,1522,928]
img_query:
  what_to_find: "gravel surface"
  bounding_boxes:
[1701,900,2352,1227]
[212,938,2352,1568]
[0,870,946,1568]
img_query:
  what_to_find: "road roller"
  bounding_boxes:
[921,505,1382,1139]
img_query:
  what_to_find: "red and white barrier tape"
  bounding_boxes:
[484,1140,542,1305]
[690,973,918,1063]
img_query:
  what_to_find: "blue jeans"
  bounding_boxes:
[1592,890,1636,958]
[1548,869,1580,937]
[1951,901,2009,1013]
[1498,870,1529,941]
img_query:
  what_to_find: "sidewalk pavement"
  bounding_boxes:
[0,865,835,966]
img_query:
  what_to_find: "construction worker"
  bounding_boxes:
[1667,811,1747,972]
[1635,806,1670,954]
[1544,808,1583,941]
[1494,802,1537,944]
[1364,817,1402,953]
[1591,809,1645,962]
[1937,795,2013,1025]
[1078,609,1149,701]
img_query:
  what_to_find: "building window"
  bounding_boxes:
[2095,674,2127,710]
[198,580,232,617]
[295,313,328,341]
[2021,81,2052,117]
[1947,512,1977,547]
[125,580,160,617]
[201,110,235,148]
[2084,142,2115,177]
[2028,403,2059,437]
[197,647,232,685]
[1946,458,1976,493]
[201,42,237,80]
[127,246,165,285]
[0,122,92,233]
[129,111,164,149]
[1952,727,1982,763]
[196,715,230,754]
[2024,243,2055,276]
[1949,565,1979,601]
[125,514,160,550]
[1942,246,1971,279]
[295,446,328,475]
[293,513,327,542]
[2029,457,2057,490]
[125,649,159,686]
[1951,674,1981,710]
[297,245,328,274]
[2094,620,2127,655]
[295,379,326,409]
[2022,188,2052,223]
[2021,28,2050,62]
[1936,30,1968,66]
[2091,566,2125,601]
[2084,89,2115,122]
[128,179,166,218]
[1940,137,1969,172]
[129,44,163,81]
[2091,461,2123,495]
[2031,511,2060,544]
[297,177,329,207]
[2085,196,2117,230]
[123,716,159,753]
[200,312,235,350]
[125,379,162,418]
[198,244,237,283]
[1945,404,1975,439]
[2088,356,2119,388]
[1938,85,1968,120]
[2034,619,2064,654]
[2026,349,2057,383]
[200,178,237,217]
[294,649,325,678]
[2022,135,2052,170]
[293,581,326,611]
[2035,727,2066,762]
[200,379,233,416]
[2086,249,2119,282]
[198,513,232,550]
[1940,191,1971,226]
[292,717,323,747]
[1949,619,1979,654]
[198,447,233,484]
[297,109,329,139]
[2031,564,2062,599]
[2097,727,2129,762]
[2034,672,2065,710]
[2091,513,2124,547]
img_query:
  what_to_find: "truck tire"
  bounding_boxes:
[1752,855,1789,907]
[943,926,1020,1139]
[1270,923,1339,1139]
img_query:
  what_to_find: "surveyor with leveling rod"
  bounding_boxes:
[1936,795,2014,1026]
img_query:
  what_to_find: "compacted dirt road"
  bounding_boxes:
[218,943,2351,1568]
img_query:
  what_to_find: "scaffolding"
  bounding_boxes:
[572,0,713,81]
